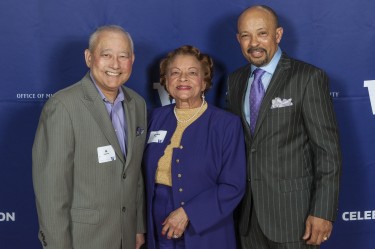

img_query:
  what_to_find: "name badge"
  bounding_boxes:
[97,145,116,163]
[147,130,167,144]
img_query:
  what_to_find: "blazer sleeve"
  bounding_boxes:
[136,170,146,233]
[136,102,147,234]
[302,69,342,221]
[32,97,74,249]
[183,117,246,234]
[137,99,147,234]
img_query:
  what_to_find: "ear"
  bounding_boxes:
[131,53,135,65]
[203,81,207,92]
[165,81,169,91]
[236,33,241,44]
[275,27,283,44]
[84,49,92,68]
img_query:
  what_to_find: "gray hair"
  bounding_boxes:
[88,25,134,52]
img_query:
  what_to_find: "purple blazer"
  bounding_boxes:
[143,104,246,249]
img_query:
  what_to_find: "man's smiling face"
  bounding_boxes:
[85,30,135,99]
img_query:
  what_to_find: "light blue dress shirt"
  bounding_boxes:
[244,47,282,125]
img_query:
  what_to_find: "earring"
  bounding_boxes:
[202,92,205,102]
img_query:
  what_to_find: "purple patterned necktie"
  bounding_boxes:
[250,68,266,134]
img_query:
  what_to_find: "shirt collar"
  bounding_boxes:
[89,71,124,103]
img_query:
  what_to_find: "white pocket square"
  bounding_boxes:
[271,97,293,109]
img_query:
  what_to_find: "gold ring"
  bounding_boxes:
[173,234,179,239]
[323,236,328,241]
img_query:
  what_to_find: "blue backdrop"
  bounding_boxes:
[1,0,374,248]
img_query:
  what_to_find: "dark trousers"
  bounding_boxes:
[240,208,319,249]
[153,184,185,249]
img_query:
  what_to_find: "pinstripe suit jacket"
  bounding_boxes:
[227,53,342,243]
[32,73,147,249]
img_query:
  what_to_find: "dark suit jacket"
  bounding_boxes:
[32,73,147,249]
[227,53,342,243]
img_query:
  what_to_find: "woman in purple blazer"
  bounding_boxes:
[143,45,246,249]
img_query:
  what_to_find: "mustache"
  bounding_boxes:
[247,47,266,54]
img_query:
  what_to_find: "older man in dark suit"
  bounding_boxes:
[226,5,342,249]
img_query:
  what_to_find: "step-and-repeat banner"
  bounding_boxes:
[0,0,374,248]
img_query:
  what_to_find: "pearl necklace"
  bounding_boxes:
[174,101,206,123]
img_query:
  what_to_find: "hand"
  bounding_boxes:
[302,215,332,245]
[161,207,189,239]
[135,233,145,249]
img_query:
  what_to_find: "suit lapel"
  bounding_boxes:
[122,87,135,170]
[239,65,251,122]
[253,54,291,137]
[81,73,125,163]
[235,65,253,139]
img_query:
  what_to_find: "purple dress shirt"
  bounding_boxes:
[91,74,127,156]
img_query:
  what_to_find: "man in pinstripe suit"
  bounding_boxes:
[32,25,147,249]
[227,5,342,249]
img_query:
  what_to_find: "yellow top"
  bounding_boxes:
[155,102,208,186]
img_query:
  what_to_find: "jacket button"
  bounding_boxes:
[179,145,183,149]
[122,207,126,212]
[122,173,126,179]
[178,174,182,178]
[251,148,256,153]
[181,202,185,206]
[176,159,180,163]
[247,178,251,182]
[179,188,183,192]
